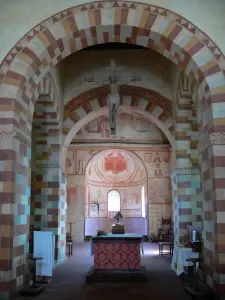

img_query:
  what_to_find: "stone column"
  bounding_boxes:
[0,132,31,299]
[171,167,201,244]
[198,133,225,292]
[172,73,201,243]
[34,164,67,263]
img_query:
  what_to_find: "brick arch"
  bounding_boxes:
[0,2,224,140]
[63,85,173,135]
[0,1,225,296]
[62,106,175,168]
[32,72,61,168]
[34,72,60,124]
[175,72,199,165]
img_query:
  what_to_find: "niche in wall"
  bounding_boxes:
[85,149,148,235]
[66,146,172,240]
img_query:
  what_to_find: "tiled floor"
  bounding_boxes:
[17,242,194,300]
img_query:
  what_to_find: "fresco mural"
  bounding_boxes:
[72,113,168,143]
[85,149,147,219]
[66,146,172,239]
[67,185,76,205]
[148,177,171,203]
[86,149,146,186]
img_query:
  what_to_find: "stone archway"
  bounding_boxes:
[0,72,65,298]
[63,85,173,135]
[0,1,225,296]
[0,2,224,139]
[63,105,175,167]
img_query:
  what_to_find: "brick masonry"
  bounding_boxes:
[63,85,173,135]
[0,1,225,297]
[0,73,66,298]
[32,76,66,263]
[172,72,201,244]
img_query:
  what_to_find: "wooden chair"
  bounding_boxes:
[162,217,171,230]
[66,232,73,257]
[66,241,73,257]
[158,218,171,241]
[158,226,174,257]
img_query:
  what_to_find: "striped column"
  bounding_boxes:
[0,135,31,299]
[199,136,225,292]
[171,168,201,244]
[34,165,66,263]
[32,95,66,263]
[172,73,201,243]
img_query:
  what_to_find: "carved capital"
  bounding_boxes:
[36,164,60,168]
[0,130,31,146]
[15,131,31,146]
[170,167,200,179]
[198,133,225,153]
[62,172,68,179]
[0,131,16,140]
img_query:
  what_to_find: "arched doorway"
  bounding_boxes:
[1,1,225,296]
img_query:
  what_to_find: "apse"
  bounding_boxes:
[84,149,148,236]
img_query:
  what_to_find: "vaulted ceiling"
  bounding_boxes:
[59,46,175,144]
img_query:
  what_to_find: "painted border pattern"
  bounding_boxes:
[0,1,224,139]
[63,85,173,135]
[0,1,224,80]
[0,1,225,296]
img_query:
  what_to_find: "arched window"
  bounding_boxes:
[108,190,120,212]
[141,186,146,217]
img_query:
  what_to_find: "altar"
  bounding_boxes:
[86,233,147,282]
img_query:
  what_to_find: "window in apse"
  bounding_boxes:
[108,190,120,212]
[141,186,146,217]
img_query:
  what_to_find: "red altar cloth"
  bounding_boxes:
[94,242,141,270]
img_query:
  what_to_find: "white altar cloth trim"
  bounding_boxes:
[171,245,199,276]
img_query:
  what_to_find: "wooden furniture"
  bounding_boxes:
[159,234,173,256]
[86,233,146,282]
[112,224,125,234]
[66,232,72,242]
[162,217,171,229]
[20,255,44,296]
[158,218,171,241]
[66,241,73,257]
[66,232,73,257]
[185,258,200,288]
[184,257,210,297]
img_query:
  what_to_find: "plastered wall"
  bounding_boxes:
[66,145,172,241]
[60,50,173,103]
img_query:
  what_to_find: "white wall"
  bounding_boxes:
[0,0,225,64]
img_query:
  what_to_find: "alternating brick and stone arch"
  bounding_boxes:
[63,85,173,135]
[62,104,175,170]
[0,1,225,297]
